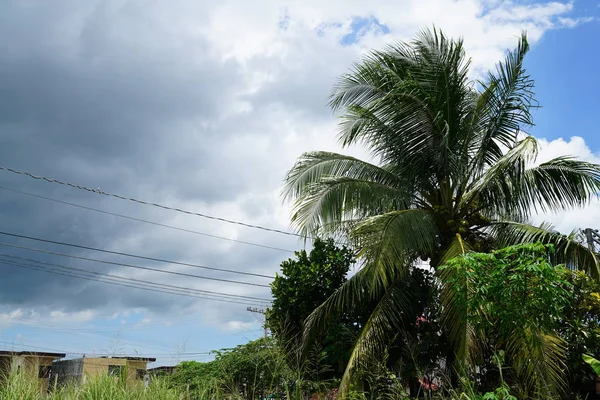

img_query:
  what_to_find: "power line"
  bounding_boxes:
[0,258,262,306]
[0,258,266,306]
[1,312,257,351]
[0,241,274,294]
[0,230,274,284]
[0,341,71,355]
[0,253,270,302]
[0,166,303,238]
[0,340,215,360]
[0,318,185,352]
[0,186,294,253]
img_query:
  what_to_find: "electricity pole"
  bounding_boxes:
[579,228,600,251]
[246,307,268,338]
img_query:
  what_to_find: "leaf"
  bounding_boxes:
[583,354,600,376]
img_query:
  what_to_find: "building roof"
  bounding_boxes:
[148,366,176,372]
[0,351,66,358]
[94,356,157,362]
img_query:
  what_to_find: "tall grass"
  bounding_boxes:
[0,372,183,400]
[0,362,543,400]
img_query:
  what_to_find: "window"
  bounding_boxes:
[108,365,124,377]
[136,369,145,380]
[39,366,51,379]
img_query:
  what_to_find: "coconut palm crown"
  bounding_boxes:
[283,28,600,392]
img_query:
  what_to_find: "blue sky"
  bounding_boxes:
[0,0,599,368]
[528,21,600,147]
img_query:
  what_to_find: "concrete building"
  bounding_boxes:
[0,351,66,392]
[148,365,176,376]
[52,356,156,387]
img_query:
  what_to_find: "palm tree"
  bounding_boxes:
[283,28,600,394]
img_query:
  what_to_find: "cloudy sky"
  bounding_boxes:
[0,0,599,366]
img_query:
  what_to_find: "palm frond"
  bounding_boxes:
[462,137,600,222]
[284,151,407,198]
[331,28,475,187]
[507,331,567,398]
[408,28,472,177]
[351,209,439,284]
[283,152,410,236]
[301,260,393,355]
[337,282,413,396]
[521,156,600,213]
[437,233,473,267]
[302,210,436,343]
[460,135,538,219]
[329,42,414,112]
[290,177,411,237]
[471,32,535,170]
[438,257,470,361]
[490,221,600,279]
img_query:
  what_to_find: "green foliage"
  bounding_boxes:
[439,243,572,397]
[283,27,600,392]
[267,238,358,376]
[170,360,220,394]
[0,369,45,400]
[0,371,181,400]
[556,269,600,393]
[441,353,520,400]
[582,354,600,376]
[169,337,347,400]
[171,337,290,399]
[384,268,449,396]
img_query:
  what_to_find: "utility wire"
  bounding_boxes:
[0,341,69,355]
[0,230,274,283]
[0,341,214,359]
[0,242,273,296]
[0,166,303,238]
[0,258,260,306]
[0,186,294,253]
[0,259,266,306]
[0,253,270,302]
[0,319,184,352]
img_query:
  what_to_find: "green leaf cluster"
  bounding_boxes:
[439,243,572,398]
[283,27,600,394]
[266,238,359,377]
[171,338,289,399]
[557,270,600,394]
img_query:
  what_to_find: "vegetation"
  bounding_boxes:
[557,269,600,393]
[266,238,360,377]
[158,244,596,400]
[283,27,600,395]
[440,243,572,398]
[5,28,600,400]
[171,337,290,399]
[0,372,180,400]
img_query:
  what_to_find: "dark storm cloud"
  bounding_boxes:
[0,0,243,195]
[0,0,299,313]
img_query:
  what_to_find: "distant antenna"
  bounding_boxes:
[246,307,268,338]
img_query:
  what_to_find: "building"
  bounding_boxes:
[0,351,66,392]
[52,356,156,387]
[148,365,176,376]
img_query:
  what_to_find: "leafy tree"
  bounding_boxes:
[266,238,359,377]
[283,28,600,393]
[170,360,220,393]
[388,268,449,396]
[557,270,600,395]
[440,243,572,398]
[172,338,289,399]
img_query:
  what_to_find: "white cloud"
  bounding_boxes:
[0,0,595,351]
[533,136,600,234]
[49,310,96,324]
